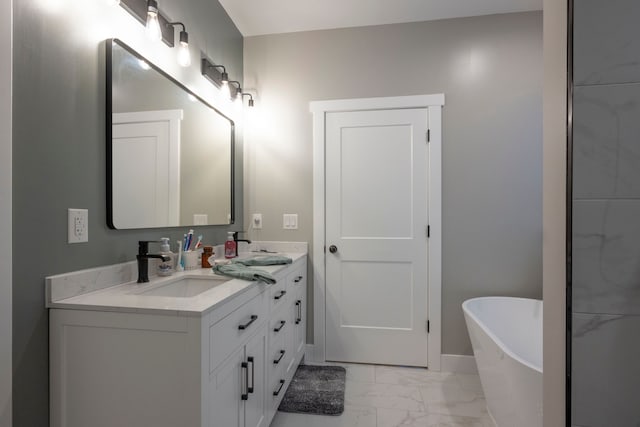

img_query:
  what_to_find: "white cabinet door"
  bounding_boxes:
[209,346,245,427]
[209,325,267,427]
[292,265,306,361]
[244,327,267,427]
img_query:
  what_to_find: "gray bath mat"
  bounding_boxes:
[278,365,346,415]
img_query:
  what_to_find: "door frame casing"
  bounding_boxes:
[309,94,444,371]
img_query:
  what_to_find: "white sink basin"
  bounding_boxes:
[137,277,229,298]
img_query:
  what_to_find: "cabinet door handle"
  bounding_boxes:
[274,320,286,332]
[295,300,302,324]
[274,290,287,300]
[241,362,249,401]
[238,315,258,330]
[247,356,254,394]
[273,350,285,364]
[273,379,285,396]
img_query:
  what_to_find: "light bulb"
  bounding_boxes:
[138,60,151,70]
[177,31,191,67]
[221,81,230,100]
[177,42,191,67]
[145,5,162,42]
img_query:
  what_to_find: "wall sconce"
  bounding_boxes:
[228,81,242,100]
[201,57,229,87]
[118,0,175,47]
[168,22,190,67]
[241,92,255,107]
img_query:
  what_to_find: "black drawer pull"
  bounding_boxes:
[241,362,249,400]
[273,379,285,396]
[238,315,258,330]
[273,350,285,364]
[274,320,286,332]
[274,290,287,300]
[295,300,302,324]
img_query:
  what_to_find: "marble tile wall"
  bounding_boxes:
[572,1,640,425]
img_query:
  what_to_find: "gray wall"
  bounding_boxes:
[243,11,543,355]
[571,1,640,425]
[543,0,567,424]
[1,0,11,424]
[12,1,243,425]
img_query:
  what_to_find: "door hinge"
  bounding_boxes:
[427,129,431,143]
[426,320,430,333]
[427,225,430,238]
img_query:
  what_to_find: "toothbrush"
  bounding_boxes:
[193,235,203,250]
[186,229,194,251]
[176,240,184,271]
[182,233,188,252]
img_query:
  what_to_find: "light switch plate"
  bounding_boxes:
[283,214,298,230]
[68,208,88,243]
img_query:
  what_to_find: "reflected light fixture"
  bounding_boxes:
[201,58,231,88]
[228,81,242,100]
[145,0,162,42]
[169,22,191,67]
[241,92,255,107]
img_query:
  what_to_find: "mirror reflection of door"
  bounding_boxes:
[112,110,182,229]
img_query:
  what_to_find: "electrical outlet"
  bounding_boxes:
[283,214,298,230]
[252,213,263,229]
[68,208,88,243]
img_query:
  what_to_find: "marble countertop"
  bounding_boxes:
[46,251,306,316]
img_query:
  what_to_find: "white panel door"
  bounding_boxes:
[112,110,182,228]
[325,108,429,367]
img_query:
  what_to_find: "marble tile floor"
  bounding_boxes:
[270,363,495,427]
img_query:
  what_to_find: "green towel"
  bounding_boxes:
[233,255,292,266]
[212,263,276,284]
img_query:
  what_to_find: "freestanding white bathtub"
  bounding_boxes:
[462,297,542,427]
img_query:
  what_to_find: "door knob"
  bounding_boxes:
[329,245,338,254]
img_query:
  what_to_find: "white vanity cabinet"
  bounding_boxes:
[49,255,307,427]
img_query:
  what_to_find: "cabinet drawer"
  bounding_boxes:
[287,266,305,290]
[268,371,288,411]
[209,290,268,373]
[269,279,289,312]
[268,331,287,387]
[268,304,289,346]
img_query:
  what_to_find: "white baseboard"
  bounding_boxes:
[304,345,476,375]
[440,354,478,374]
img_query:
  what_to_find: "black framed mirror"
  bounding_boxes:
[106,38,234,229]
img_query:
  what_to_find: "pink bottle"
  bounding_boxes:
[224,232,236,259]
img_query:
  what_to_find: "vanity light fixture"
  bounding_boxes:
[241,92,255,107]
[168,22,191,67]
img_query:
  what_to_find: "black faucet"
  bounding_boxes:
[233,232,252,257]
[136,240,171,283]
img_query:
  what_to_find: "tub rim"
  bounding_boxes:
[462,296,543,374]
